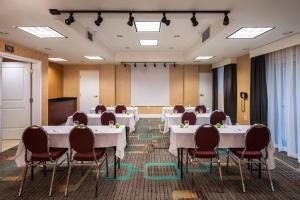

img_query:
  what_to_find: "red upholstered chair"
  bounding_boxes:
[115,105,127,114]
[95,104,107,114]
[195,105,207,113]
[186,124,223,191]
[174,105,185,113]
[101,112,116,125]
[18,126,68,197]
[181,112,197,125]
[65,126,108,197]
[210,110,226,125]
[72,112,88,125]
[227,124,274,192]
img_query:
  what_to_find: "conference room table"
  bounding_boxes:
[169,125,276,178]
[15,125,127,178]
[66,113,136,133]
[90,106,139,121]
[163,112,231,133]
[161,106,211,121]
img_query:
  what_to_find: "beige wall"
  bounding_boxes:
[236,54,251,124]
[0,39,49,125]
[48,62,63,99]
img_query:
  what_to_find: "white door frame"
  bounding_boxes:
[0,52,42,149]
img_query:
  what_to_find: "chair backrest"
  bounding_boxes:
[115,105,126,114]
[69,126,94,153]
[101,112,116,125]
[22,126,48,154]
[245,124,270,151]
[210,110,226,125]
[73,112,88,125]
[174,105,185,113]
[95,104,106,114]
[194,124,220,151]
[195,105,206,113]
[181,112,197,125]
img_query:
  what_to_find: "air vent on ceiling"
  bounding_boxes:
[202,27,210,43]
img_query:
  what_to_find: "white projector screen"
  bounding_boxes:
[131,64,169,106]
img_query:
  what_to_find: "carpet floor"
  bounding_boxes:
[0,119,300,200]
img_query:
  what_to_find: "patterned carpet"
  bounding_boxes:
[0,119,300,199]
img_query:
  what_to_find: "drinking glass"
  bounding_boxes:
[73,120,79,126]
[122,110,126,114]
[184,120,189,127]
[97,110,102,115]
[174,109,178,114]
[222,120,227,128]
[109,120,114,128]
[199,109,203,114]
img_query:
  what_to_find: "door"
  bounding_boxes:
[199,72,212,108]
[80,70,99,113]
[1,62,31,139]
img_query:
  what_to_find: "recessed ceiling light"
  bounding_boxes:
[48,57,67,62]
[194,56,214,60]
[84,56,104,60]
[228,27,273,39]
[135,22,161,32]
[140,40,158,46]
[18,27,65,38]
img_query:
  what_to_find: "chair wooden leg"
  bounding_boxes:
[217,158,224,193]
[18,164,28,197]
[31,161,34,180]
[64,163,72,196]
[105,153,109,177]
[238,159,246,192]
[263,158,275,192]
[48,162,57,197]
[185,150,189,173]
[210,158,212,174]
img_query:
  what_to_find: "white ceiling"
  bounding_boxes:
[0,0,300,64]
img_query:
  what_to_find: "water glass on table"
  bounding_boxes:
[109,120,114,128]
[184,120,189,128]
[73,120,79,126]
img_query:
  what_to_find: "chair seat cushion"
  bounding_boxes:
[74,148,106,161]
[188,148,217,158]
[31,148,68,161]
[230,148,262,159]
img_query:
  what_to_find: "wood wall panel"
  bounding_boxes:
[138,106,163,114]
[115,64,131,106]
[48,62,63,99]
[0,39,49,125]
[100,65,116,106]
[184,65,199,106]
[169,65,184,106]
[237,54,251,124]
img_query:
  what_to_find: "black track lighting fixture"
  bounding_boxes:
[124,63,127,68]
[144,63,147,67]
[127,12,134,26]
[65,12,75,25]
[173,63,176,67]
[161,13,171,26]
[154,63,156,68]
[191,12,198,27]
[134,63,137,67]
[94,12,103,26]
[223,12,229,26]
[164,63,167,68]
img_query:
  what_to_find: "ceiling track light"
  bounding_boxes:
[95,12,103,26]
[144,63,147,67]
[173,63,176,67]
[65,12,75,25]
[134,63,137,67]
[161,13,171,26]
[164,63,167,68]
[124,63,127,67]
[154,63,157,67]
[223,12,229,26]
[191,12,198,27]
[127,12,134,26]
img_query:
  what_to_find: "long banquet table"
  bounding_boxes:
[162,106,212,121]
[15,125,126,178]
[169,125,276,178]
[90,106,139,121]
[163,113,231,133]
[66,113,135,132]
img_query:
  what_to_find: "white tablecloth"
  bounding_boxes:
[90,107,139,121]
[15,125,127,167]
[66,113,135,132]
[162,107,211,121]
[169,125,275,170]
[163,113,231,133]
